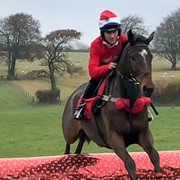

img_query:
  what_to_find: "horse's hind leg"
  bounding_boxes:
[139,129,162,174]
[64,143,70,154]
[74,132,88,154]
[74,135,86,154]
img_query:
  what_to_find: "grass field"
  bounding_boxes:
[0,52,180,158]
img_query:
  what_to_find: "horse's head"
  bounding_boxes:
[118,30,155,97]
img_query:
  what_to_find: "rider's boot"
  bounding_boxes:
[73,77,102,120]
[73,99,86,120]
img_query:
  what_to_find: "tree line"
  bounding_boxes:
[0,8,180,92]
[0,13,81,92]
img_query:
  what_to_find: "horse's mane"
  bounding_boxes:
[122,40,129,50]
[132,34,150,45]
[135,35,147,43]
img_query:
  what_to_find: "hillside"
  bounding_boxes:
[0,81,34,111]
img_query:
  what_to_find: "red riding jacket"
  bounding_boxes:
[88,34,128,79]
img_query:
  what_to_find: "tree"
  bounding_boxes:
[0,13,41,79]
[153,8,180,70]
[121,15,148,35]
[40,29,81,91]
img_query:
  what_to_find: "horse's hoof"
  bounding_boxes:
[155,172,163,179]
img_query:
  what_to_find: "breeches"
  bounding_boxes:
[83,76,103,99]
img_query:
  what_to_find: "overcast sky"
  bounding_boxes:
[0,0,180,46]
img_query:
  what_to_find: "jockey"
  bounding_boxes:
[74,10,128,120]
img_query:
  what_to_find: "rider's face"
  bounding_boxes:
[104,30,118,44]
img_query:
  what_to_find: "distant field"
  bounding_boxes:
[1,52,180,104]
[0,52,89,104]
[152,55,180,84]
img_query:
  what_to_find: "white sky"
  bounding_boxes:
[0,0,180,46]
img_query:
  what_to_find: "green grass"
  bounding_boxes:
[0,81,180,158]
[127,107,180,152]
[0,81,33,111]
[0,82,63,157]
[0,82,109,157]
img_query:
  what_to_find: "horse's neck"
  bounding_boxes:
[107,72,126,98]
[109,72,140,107]
[105,43,140,106]
[117,43,130,73]
[109,43,131,97]
[106,42,131,99]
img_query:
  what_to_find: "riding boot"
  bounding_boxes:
[74,77,103,120]
[73,99,86,120]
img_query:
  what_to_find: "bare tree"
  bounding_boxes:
[121,15,148,35]
[40,29,81,90]
[153,8,180,70]
[0,13,41,79]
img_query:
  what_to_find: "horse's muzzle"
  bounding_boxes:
[136,73,154,97]
[143,86,154,97]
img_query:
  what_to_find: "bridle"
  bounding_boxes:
[117,42,159,115]
[116,43,152,86]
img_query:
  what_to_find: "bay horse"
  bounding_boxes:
[62,30,162,179]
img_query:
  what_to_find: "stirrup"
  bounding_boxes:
[74,107,84,120]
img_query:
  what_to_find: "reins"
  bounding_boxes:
[127,44,159,115]
[102,42,159,116]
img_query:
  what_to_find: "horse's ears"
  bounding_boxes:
[128,30,134,45]
[146,31,155,44]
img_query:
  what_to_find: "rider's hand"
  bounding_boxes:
[108,62,117,70]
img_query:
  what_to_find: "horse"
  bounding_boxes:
[62,30,162,179]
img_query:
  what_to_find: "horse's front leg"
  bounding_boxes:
[74,134,86,154]
[64,143,70,154]
[107,131,136,179]
[138,128,162,177]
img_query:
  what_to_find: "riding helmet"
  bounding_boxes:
[99,10,121,41]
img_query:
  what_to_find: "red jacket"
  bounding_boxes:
[88,34,127,78]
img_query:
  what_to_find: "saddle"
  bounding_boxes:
[75,72,112,119]
[77,72,151,120]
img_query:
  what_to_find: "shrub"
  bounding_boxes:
[24,70,49,79]
[35,89,60,104]
[152,82,180,106]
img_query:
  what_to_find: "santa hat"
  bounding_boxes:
[99,10,120,29]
